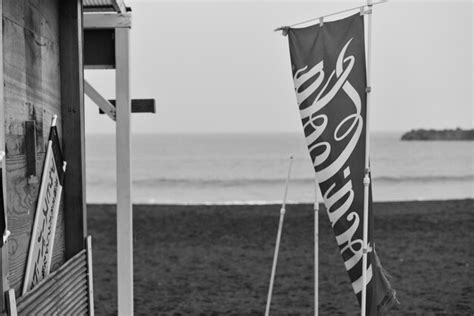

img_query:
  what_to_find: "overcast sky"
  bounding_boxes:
[84,0,473,134]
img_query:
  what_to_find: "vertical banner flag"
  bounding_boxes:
[287,14,396,314]
[23,116,66,294]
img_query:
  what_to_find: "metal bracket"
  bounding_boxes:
[319,17,324,27]
[25,121,38,184]
[361,5,373,15]
[274,26,289,36]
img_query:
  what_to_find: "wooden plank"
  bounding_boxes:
[83,12,131,29]
[4,153,65,296]
[3,0,66,297]
[0,2,10,312]
[101,99,156,114]
[84,65,115,70]
[115,27,133,316]
[84,29,115,69]
[6,289,17,316]
[22,125,66,295]
[59,0,87,260]
[84,80,116,120]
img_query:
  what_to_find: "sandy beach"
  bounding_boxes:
[88,199,473,315]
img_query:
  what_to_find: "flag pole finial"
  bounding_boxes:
[274,26,289,36]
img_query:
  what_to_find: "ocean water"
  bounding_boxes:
[85,133,474,204]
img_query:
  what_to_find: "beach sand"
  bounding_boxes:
[88,199,473,315]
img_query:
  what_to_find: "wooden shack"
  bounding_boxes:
[0,0,149,313]
[0,0,91,314]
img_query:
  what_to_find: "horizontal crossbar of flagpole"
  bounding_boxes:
[274,0,387,32]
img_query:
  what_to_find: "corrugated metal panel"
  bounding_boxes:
[16,250,90,315]
[84,0,126,13]
[84,0,114,6]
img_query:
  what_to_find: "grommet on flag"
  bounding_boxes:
[366,86,372,93]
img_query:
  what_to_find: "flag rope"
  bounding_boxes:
[274,0,387,33]
[361,1,374,315]
[265,155,294,316]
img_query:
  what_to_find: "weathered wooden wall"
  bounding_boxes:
[2,0,65,296]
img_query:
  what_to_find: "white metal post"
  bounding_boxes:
[361,1,373,315]
[115,27,133,316]
[314,177,319,316]
[265,156,294,316]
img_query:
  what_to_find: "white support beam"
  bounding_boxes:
[84,80,116,121]
[83,13,131,29]
[115,27,133,316]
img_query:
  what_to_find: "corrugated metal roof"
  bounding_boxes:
[83,0,126,13]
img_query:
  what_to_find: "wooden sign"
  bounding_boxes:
[23,117,66,294]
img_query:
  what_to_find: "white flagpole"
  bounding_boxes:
[265,155,294,316]
[361,1,374,315]
[314,177,319,316]
[274,0,387,32]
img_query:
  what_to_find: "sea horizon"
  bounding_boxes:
[84,132,474,204]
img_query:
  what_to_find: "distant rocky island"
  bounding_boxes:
[401,128,474,141]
